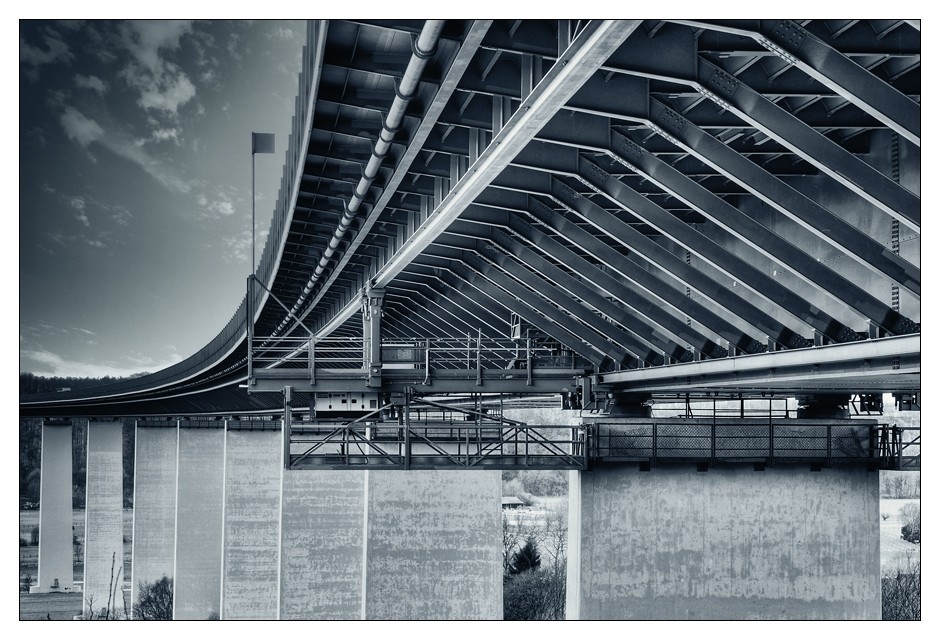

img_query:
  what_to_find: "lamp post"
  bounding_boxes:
[248,132,275,387]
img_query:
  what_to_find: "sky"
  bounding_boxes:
[18,20,306,378]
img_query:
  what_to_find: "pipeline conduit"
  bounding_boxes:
[272,20,447,338]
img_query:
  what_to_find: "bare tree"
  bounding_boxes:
[82,552,125,620]
[502,512,535,575]
[882,553,920,620]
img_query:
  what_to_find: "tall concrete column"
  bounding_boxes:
[174,425,224,620]
[565,469,582,620]
[363,470,503,620]
[130,424,178,614]
[34,419,73,594]
[279,470,365,619]
[83,420,125,618]
[220,425,282,620]
[569,464,880,619]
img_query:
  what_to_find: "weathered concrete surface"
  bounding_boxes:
[83,421,124,618]
[131,426,178,612]
[221,429,282,620]
[174,427,224,620]
[573,465,880,619]
[279,470,364,619]
[364,470,503,620]
[35,422,73,593]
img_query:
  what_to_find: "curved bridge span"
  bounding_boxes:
[21,19,919,418]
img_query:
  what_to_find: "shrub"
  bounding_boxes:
[510,537,541,575]
[133,576,173,621]
[882,560,920,620]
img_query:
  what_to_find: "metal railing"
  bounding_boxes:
[249,335,571,378]
[876,424,921,470]
[589,419,916,468]
[288,421,585,470]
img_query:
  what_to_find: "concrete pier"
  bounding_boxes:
[173,427,225,620]
[364,470,503,620]
[220,427,282,620]
[279,470,365,619]
[567,464,881,619]
[34,420,73,594]
[130,424,178,613]
[83,420,125,618]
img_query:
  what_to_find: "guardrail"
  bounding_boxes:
[288,422,586,470]
[589,420,918,469]
[249,336,571,381]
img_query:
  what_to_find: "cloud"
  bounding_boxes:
[137,72,196,114]
[119,21,197,118]
[197,189,238,220]
[25,126,47,148]
[20,29,72,72]
[110,205,133,227]
[75,74,108,94]
[101,136,191,192]
[227,31,243,61]
[136,127,181,147]
[59,108,191,193]
[21,347,182,379]
[269,26,297,41]
[60,107,104,147]
[72,327,96,336]
[70,196,90,227]
[219,230,252,264]
[122,20,193,71]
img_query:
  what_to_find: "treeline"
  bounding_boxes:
[20,418,136,508]
[880,471,920,499]
[502,470,567,500]
[20,371,145,395]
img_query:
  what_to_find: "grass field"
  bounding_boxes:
[880,498,920,574]
[19,509,134,592]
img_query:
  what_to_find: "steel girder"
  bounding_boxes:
[420,242,631,367]
[596,334,920,395]
[422,76,921,298]
[396,271,512,336]
[452,218,697,363]
[673,20,920,145]
[596,26,919,230]
[294,21,495,329]
[543,79,922,296]
[461,207,729,360]
[690,57,920,231]
[601,130,918,335]
[515,194,768,355]
[389,278,506,339]
[409,256,600,364]
[369,20,642,290]
[511,111,918,328]
[509,143,880,343]
[467,236,654,364]
[491,166,810,349]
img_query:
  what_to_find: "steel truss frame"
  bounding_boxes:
[287,392,587,470]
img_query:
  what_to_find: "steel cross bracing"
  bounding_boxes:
[20,19,919,419]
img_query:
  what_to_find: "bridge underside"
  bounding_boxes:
[20,18,920,419]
